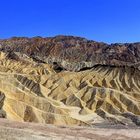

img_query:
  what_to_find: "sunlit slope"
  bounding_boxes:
[0,35,139,126]
[0,56,139,126]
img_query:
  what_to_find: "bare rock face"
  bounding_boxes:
[0,36,139,71]
[0,36,139,127]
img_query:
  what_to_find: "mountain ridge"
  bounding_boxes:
[0,35,139,71]
[0,35,139,127]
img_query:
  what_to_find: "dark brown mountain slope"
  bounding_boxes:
[0,35,139,71]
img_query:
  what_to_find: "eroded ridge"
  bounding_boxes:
[0,36,139,127]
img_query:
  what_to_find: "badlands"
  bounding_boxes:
[0,36,139,139]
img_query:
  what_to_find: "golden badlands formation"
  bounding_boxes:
[0,36,139,127]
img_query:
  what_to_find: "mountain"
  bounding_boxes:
[0,35,139,127]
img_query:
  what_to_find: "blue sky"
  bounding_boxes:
[0,0,140,43]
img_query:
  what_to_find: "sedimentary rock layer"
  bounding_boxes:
[0,36,139,126]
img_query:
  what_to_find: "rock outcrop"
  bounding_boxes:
[0,36,139,71]
[0,36,139,127]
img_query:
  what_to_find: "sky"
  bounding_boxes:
[0,0,140,43]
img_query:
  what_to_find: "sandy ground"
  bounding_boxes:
[0,119,140,140]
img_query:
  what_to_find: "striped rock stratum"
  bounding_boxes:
[0,36,139,127]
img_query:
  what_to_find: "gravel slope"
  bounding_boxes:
[0,119,140,140]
